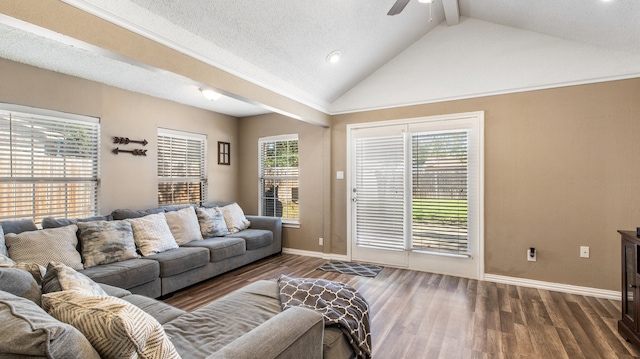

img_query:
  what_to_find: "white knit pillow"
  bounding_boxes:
[220,203,251,234]
[5,225,83,270]
[42,291,181,359]
[128,213,178,256]
[164,207,203,245]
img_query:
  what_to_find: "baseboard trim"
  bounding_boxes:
[282,248,349,261]
[484,274,621,300]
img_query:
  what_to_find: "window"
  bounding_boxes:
[0,104,100,224]
[259,134,299,224]
[157,128,206,206]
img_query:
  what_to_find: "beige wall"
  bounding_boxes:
[332,78,640,291]
[238,113,331,252]
[0,58,238,213]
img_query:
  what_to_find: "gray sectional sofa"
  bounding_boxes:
[5,203,282,298]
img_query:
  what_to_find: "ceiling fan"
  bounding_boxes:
[387,0,434,16]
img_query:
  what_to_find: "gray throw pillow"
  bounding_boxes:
[0,268,41,305]
[196,207,230,238]
[77,220,140,268]
[0,219,38,235]
[0,290,100,358]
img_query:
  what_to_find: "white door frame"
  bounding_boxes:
[346,111,485,280]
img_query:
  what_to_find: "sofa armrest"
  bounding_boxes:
[206,307,324,359]
[246,216,282,249]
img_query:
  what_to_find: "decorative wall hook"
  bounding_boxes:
[113,137,148,146]
[112,147,147,156]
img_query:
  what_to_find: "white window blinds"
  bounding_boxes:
[0,105,100,224]
[157,128,207,206]
[259,134,299,223]
[354,128,406,250]
[412,130,469,254]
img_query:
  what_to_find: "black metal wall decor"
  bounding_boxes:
[113,137,148,146]
[112,136,148,156]
[112,147,147,156]
[218,141,230,165]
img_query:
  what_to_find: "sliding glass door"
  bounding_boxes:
[348,112,484,278]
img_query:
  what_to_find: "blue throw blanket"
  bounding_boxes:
[277,275,372,359]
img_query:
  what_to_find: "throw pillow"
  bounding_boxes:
[128,213,179,256]
[41,262,107,296]
[42,291,181,359]
[77,220,140,268]
[0,225,6,256]
[0,255,46,285]
[0,290,100,359]
[196,207,229,238]
[165,206,203,245]
[5,225,83,270]
[0,268,42,305]
[220,203,251,234]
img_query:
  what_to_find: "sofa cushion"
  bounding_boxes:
[111,207,165,220]
[0,268,41,305]
[80,258,160,290]
[220,203,251,234]
[121,294,186,325]
[226,229,274,250]
[98,283,132,298]
[146,246,209,277]
[129,213,179,256]
[41,215,112,229]
[42,290,180,359]
[163,285,282,358]
[196,207,229,238]
[165,206,203,245]
[0,290,100,359]
[0,219,38,234]
[42,262,107,296]
[5,225,83,270]
[183,237,246,262]
[77,220,140,268]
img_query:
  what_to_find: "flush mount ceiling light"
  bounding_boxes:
[200,88,222,101]
[326,50,341,63]
[418,0,434,3]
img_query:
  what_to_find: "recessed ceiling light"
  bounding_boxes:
[200,88,222,101]
[327,50,341,63]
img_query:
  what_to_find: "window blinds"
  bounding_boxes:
[0,108,99,223]
[157,129,206,206]
[259,134,299,222]
[353,129,406,250]
[411,130,469,254]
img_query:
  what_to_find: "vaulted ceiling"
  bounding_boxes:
[1,0,639,119]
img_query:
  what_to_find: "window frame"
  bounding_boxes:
[258,134,300,226]
[0,103,100,224]
[157,128,207,206]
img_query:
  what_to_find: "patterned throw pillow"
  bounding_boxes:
[77,220,140,268]
[41,262,107,296]
[195,207,229,238]
[220,203,251,234]
[165,206,203,245]
[128,213,179,256]
[0,254,46,285]
[5,225,83,270]
[42,291,181,359]
[0,225,6,257]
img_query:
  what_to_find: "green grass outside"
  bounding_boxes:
[412,198,468,226]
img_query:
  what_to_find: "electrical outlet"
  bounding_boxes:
[319,237,324,246]
[527,248,536,262]
[580,246,589,258]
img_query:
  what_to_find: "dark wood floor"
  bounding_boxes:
[164,253,639,359]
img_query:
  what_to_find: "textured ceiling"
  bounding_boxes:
[1,0,639,118]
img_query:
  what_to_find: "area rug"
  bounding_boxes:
[318,261,383,277]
